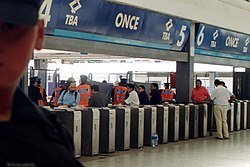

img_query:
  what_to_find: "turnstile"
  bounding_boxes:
[179,104,189,140]
[168,104,179,142]
[246,101,250,129]
[234,102,241,131]
[198,104,208,137]
[240,101,247,130]
[81,108,100,156]
[143,107,157,146]
[227,103,234,132]
[99,108,116,153]
[189,104,199,139]
[115,107,131,151]
[130,107,144,148]
[156,105,169,144]
[53,110,82,157]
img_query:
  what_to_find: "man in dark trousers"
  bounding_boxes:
[138,85,149,105]
[88,85,108,107]
[0,0,83,166]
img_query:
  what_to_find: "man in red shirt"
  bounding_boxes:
[191,79,210,103]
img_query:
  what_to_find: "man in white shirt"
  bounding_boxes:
[122,83,140,107]
[210,79,230,139]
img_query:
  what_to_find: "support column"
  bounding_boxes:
[176,22,195,103]
[34,59,48,89]
[208,72,216,93]
[234,68,250,100]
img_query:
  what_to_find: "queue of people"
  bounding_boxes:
[191,79,236,140]
[28,73,236,141]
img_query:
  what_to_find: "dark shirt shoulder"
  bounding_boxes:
[150,89,162,105]
[28,85,42,104]
[139,91,149,105]
[0,88,84,167]
[89,92,108,107]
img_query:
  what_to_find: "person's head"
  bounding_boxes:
[164,83,170,89]
[102,80,107,83]
[68,82,76,93]
[138,85,146,93]
[214,79,221,87]
[195,79,202,88]
[30,76,39,86]
[91,85,99,93]
[150,83,159,91]
[36,78,41,86]
[126,84,134,93]
[80,75,88,85]
[66,77,75,89]
[60,80,66,89]
[0,0,44,90]
[220,81,227,88]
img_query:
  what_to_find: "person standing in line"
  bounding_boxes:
[88,85,108,107]
[220,81,236,102]
[210,79,230,140]
[138,85,149,105]
[76,75,91,107]
[149,83,162,105]
[121,83,140,107]
[36,78,47,106]
[0,0,84,166]
[191,79,210,103]
[28,76,43,105]
[161,83,175,103]
[58,82,80,107]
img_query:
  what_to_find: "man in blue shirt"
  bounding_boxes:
[58,82,80,107]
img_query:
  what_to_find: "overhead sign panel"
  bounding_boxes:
[196,24,250,56]
[40,0,191,51]
[106,3,145,40]
[56,0,103,33]
[39,0,60,34]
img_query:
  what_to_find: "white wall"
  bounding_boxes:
[110,0,250,34]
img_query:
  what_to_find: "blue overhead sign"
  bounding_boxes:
[39,0,61,34]
[39,0,191,51]
[196,24,250,56]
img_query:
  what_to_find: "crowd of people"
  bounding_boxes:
[28,74,236,141]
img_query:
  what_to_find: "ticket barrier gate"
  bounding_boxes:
[240,101,247,130]
[143,107,157,146]
[156,105,169,144]
[234,102,241,131]
[81,108,100,156]
[115,107,131,151]
[168,104,179,142]
[189,104,198,139]
[178,104,189,140]
[246,101,250,129]
[52,109,82,157]
[99,108,116,153]
[130,107,144,148]
[198,104,208,137]
[227,103,234,132]
[207,103,216,135]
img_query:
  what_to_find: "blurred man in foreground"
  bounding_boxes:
[0,0,83,166]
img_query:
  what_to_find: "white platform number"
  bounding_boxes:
[196,25,205,46]
[176,25,187,47]
[39,0,53,27]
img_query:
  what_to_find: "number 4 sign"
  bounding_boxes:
[39,0,53,27]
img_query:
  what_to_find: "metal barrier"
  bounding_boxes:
[156,105,169,144]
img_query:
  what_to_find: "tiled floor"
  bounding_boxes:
[79,130,250,167]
